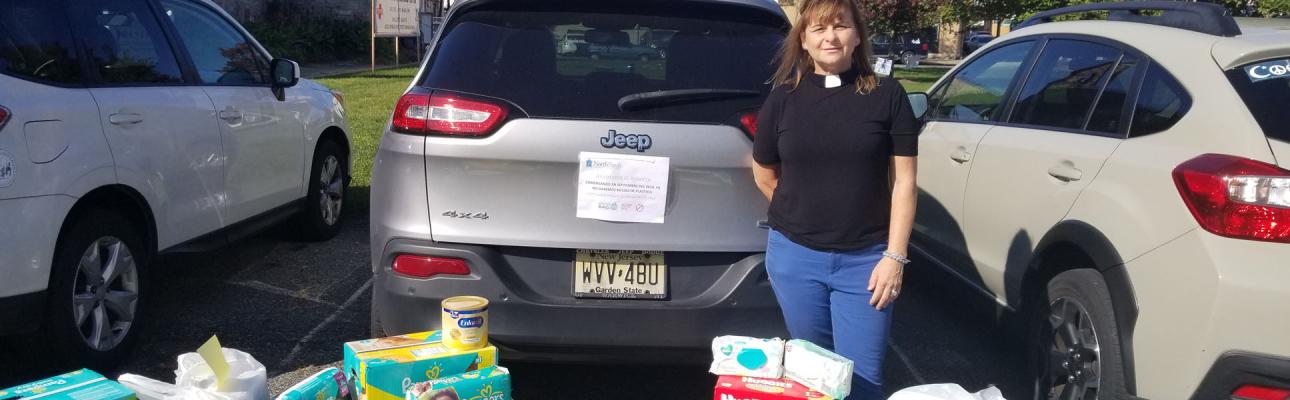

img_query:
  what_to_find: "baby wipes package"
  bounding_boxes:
[0,369,136,400]
[275,367,350,400]
[712,375,832,400]
[404,366,510,400]
[709,336,785,378]
[782,339,853,399]
[343,331,498,400]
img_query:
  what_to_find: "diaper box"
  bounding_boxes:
[404,366,510,400]
[0,369,136,400]
[343,331,498,400]
[713,375,832,400]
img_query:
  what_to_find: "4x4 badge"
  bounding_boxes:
[600,130,652,152]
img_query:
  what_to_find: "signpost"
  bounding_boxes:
[372,0,420,70]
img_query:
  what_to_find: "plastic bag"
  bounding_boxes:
[888,384,1007,400]
[118,348,268,400]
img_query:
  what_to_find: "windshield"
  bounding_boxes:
[1226,57,1290,143]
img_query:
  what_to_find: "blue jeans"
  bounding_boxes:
[766,229,892,400]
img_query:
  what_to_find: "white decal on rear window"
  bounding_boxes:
[1246,59,1290,83]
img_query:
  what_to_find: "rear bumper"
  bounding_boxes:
[373,238,787,362]
[1192,352,1290,400]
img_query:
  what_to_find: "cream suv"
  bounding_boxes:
[906,3,1290,399]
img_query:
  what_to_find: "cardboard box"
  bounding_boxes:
[713,375,832,400]
[0,369,136,400]
[343,331,498,400]
[405,366,510,400]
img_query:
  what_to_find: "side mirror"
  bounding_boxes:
[907,92,929,119]
[271,58,300,88]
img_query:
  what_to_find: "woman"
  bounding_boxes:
[751,0,918,398]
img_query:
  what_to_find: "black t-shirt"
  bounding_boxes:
[753,70,918,251]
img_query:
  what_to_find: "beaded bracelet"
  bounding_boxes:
[882,250,911,265]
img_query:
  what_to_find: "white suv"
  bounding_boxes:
[0,0,350,369]
[908,3,1290,399]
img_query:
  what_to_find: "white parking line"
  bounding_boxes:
[227,280,340,307]
[889,341,927,384]
[278,277,373,369]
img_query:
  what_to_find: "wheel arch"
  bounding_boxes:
[1028,220,1139,395]
[317,126,351,180]
[59,185,158,260]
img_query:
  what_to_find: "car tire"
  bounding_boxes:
[44,210,147,371]
[1029,269,1130,400]
[296,140,348,241]
[900,51,914,65]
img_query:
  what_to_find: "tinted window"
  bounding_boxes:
[0,0,83,84]
[929,41,1034,122]
[1226,58,1290,143]
[66,0,184,84]
[1010,40,1120,130]
[421,3,784,122]
[160,0,267,85]
[1086,55,1139,134]
[1130,64,1189,136]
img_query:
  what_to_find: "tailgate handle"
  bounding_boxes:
[756,220,769,229]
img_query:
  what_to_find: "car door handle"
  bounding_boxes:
[218,109,243,122]
[108,113,144,125]
[1048,165,1084,182]
[949,149,972,164]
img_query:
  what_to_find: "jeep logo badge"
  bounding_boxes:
[600,130,652,152]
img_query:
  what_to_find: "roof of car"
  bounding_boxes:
[449,0,785,18]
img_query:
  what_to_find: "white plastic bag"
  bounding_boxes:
[117,348,268,400]
[888,384,1007,400]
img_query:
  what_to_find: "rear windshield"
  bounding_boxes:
[421,3,786,123]
[1226,58,1290,143]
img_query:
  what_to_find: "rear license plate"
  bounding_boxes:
[572,249,667,299]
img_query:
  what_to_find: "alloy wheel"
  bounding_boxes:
[71,236,139,351]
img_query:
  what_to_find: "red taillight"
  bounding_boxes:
[1233,384,1290,400]
[392,255,471,278]
[1173,154,1290,243]
[739,110,758,137]
[392,92,507,136]
[0,106,9,131]
[921,43,929,51]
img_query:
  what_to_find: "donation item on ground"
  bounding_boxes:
[404,366,511,400]
[712,375,832,400]
[275,367,351,400]
[0,369,136,400]
[343,331,498,400]
[783,339,854,400]
[441,296,489,351]
[118,335,269,400]
[709,336,786,379]
[887,384,1007,400]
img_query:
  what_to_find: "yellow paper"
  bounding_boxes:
[197,335,231,391]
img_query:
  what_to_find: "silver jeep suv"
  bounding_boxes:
[370,0,790,361]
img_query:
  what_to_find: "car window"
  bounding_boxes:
[1009,39,1121,130]
[159,0,267,85]
[873,33,891,45]
[1086,55,1139,134]
[66,0,184,84]
[422,3,784,123]
[928,40,1035,122]
[1226,58,1290,143]
[0,0,83,85]
[1129,63,1189,136]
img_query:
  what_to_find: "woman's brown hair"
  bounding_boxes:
[772,0,879,94]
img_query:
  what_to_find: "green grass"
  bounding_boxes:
[315,67,419,214]
[894,67,950,93]
[317,65,949,214]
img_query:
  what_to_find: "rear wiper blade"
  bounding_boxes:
[617,89,760,111]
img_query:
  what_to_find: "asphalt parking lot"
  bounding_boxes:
[0,206,1027,399]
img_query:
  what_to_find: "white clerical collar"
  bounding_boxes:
[824,74,842,88]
